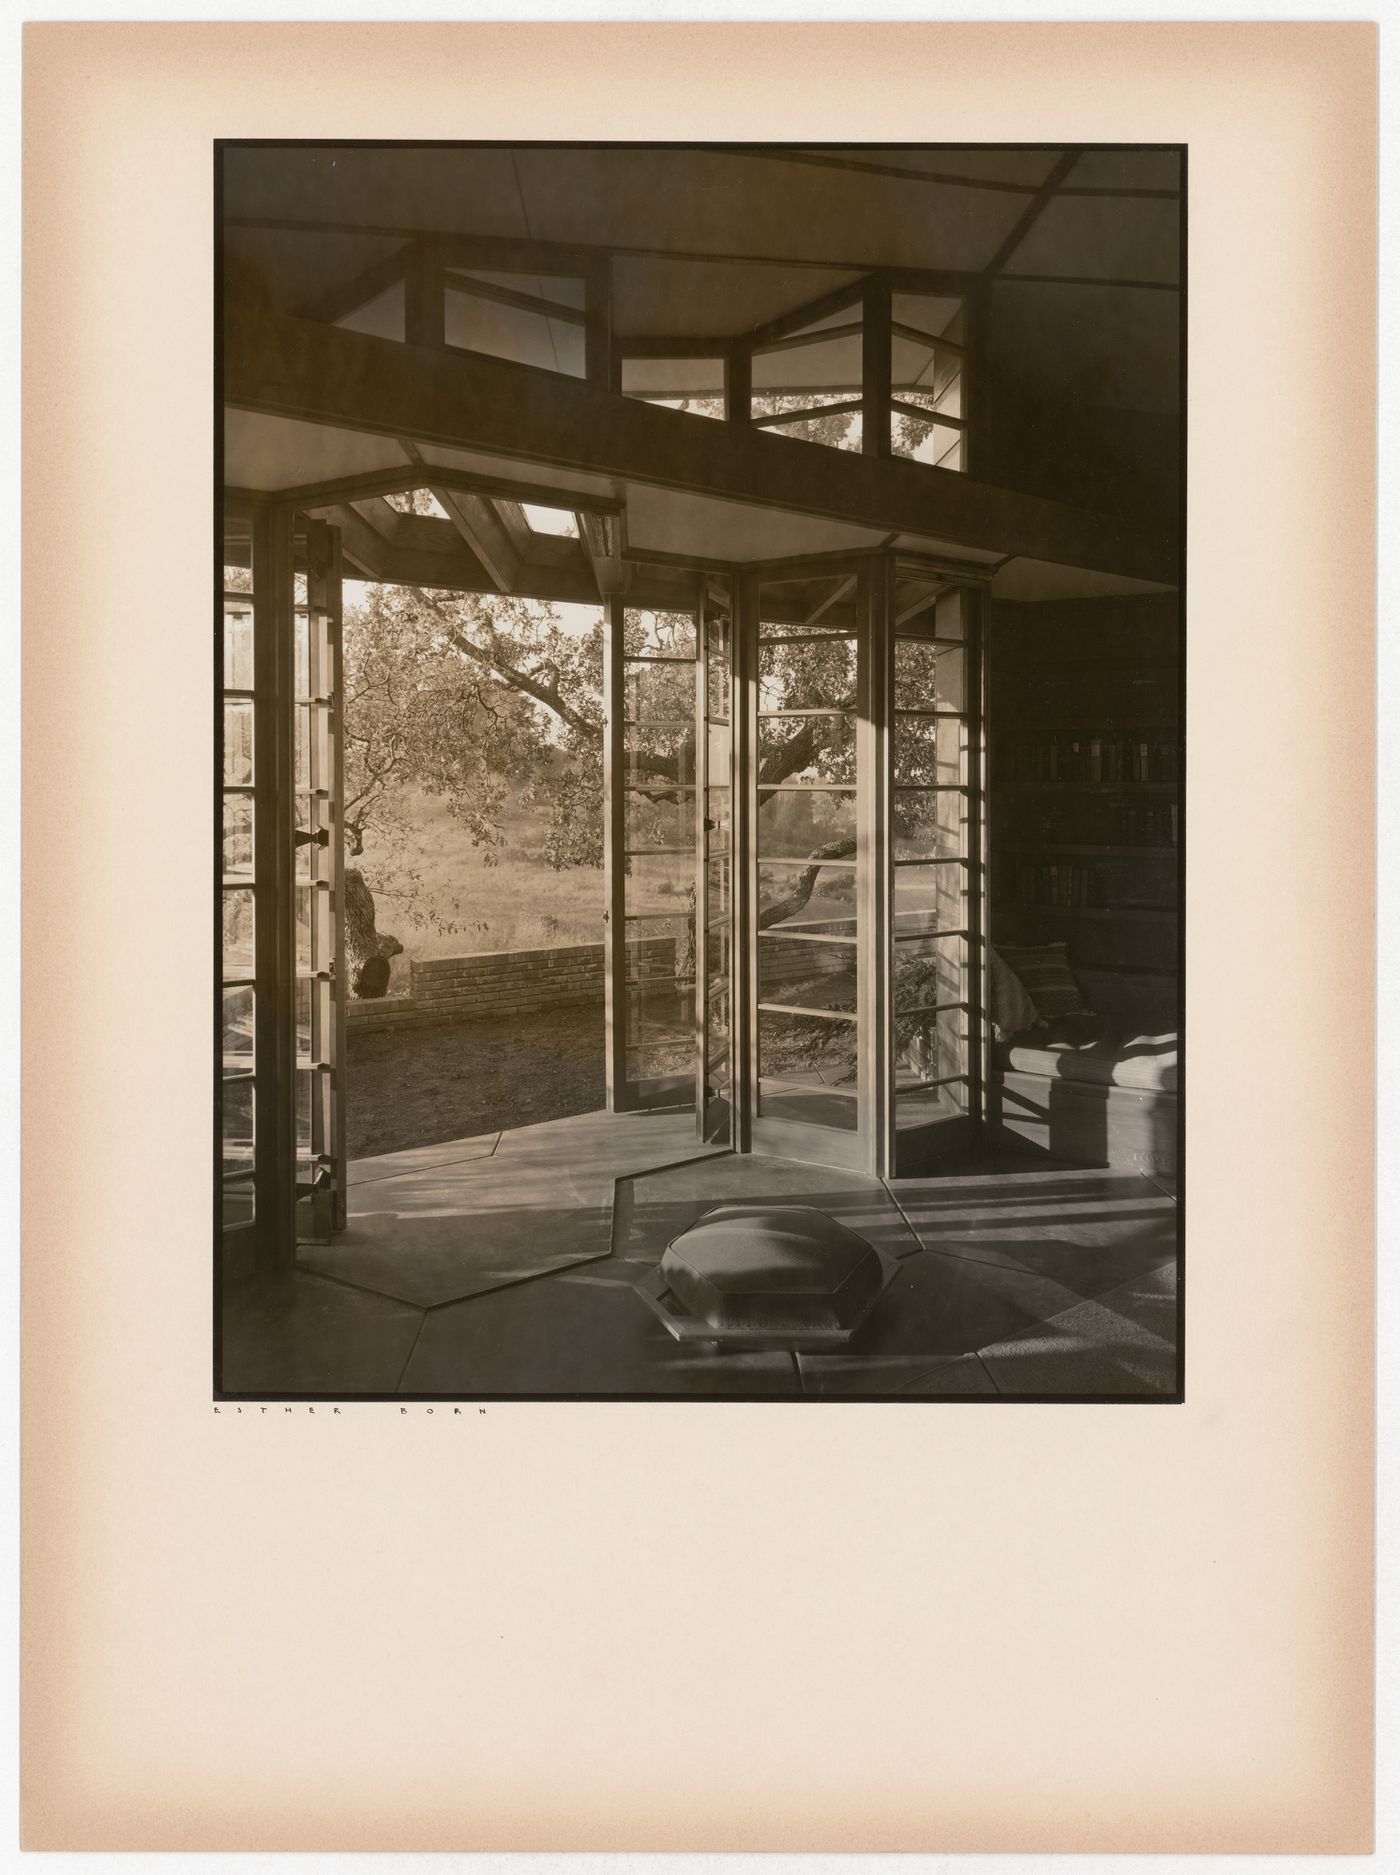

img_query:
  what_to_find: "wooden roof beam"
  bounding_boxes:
[224,307,1176,585]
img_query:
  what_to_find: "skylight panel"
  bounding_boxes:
[521,504,579,538]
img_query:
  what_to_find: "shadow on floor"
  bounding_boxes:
[218,1110,1180,1399]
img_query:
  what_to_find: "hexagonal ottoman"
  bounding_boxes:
[634,1203,898,1350]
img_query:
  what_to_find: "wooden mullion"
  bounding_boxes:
[602,594,629,1111]
[751,319,864,358]
[861,556,893,1177]
[747,278,867,350]
[751,397,864,429]
[256,502,297,1269]
[967,584,988,1145]
[891,320,968,358]
[732,573,757,1154]
[404,245,446,348]
[693,584,710,1136]
[890,399,968,433]
[725,340,752,428]
[584,257,613,391]
[445,271,588,328]
[863,277,892,461]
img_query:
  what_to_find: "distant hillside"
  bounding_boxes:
[359,785,604,983]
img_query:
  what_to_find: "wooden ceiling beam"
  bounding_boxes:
[225,307,1176,584]
[579,509,631,599]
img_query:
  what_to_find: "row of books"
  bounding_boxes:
[1011,864,1176,911]
[1117,803,1179,847]
[997,734,1180,785]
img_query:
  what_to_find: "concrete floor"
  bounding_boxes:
[219,1109,1179,1398]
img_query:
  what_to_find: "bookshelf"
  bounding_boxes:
[988,597,1182,1006]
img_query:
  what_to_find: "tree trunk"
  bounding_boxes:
[344,867,403,998]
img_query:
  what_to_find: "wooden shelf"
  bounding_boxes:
[1000,842,1177,858]
[993,780,1178,795]
[1001,905,1177,922]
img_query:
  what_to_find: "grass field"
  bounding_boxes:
[357,787,604,989]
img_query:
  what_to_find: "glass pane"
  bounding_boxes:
[752,328,862,394]
[223,600,254,690]
[623,724,694,787]
[624,659,694,722]
[753,398,863,451]
[622,355,725,417]
[223,700,253,785]
[624,788,693,852]
[222,1181,255,1229]
[294,705,310,790]
[758,713,856,786]
[894,358,962,420]
[294,610,310,699]
[222,985,254,1076]
[705,609,731,717]
[894,580,964,640]
[894,862,968,935]
[624,607,695,659]
[893,934,968,1013]
[705,917,731,989]
[223,564,253,595]
[756,862,857,934]
[704,783,731,852]
[892,414,964,470]
[627,982,693,1046]
[450,267,585,309]
[893,714,968,787]
[445,281,585,377]
[623,852,695,920]
[895,1001,968,1068]
[296,1069,313,1153]
[758,588,859,638]
[756,787,855,859]
[294,884,331,972]
[895,640,966,711]
[222,794,253,880]
[221,888,254,976]
[759,636,857,711]
[705,855,731,921]
[625,1040,693,1080]
[893,788,969,860]
[706,719,730,780]
[892,291,963,345]
[297,977,332,1061]
[895,1072,970,1126]
[758,934,857,1013]
[623,912,692,982]
[222,1078,254,1178]
[758,1011,858,1129]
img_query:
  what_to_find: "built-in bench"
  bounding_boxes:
[991,970,1179,1177]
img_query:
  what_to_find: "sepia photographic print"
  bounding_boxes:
[217,140,1184,1402]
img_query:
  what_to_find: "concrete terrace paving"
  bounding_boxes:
[219,1110,1179,1398]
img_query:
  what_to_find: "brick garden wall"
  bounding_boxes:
[345,936,675,1035]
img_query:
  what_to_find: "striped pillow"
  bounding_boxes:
[996,941,1093,1021]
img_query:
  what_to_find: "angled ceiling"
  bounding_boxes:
[223,141,1181,418]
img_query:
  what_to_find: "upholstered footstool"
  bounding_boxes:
[635,1203,898,1350]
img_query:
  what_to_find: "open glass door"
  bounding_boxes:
[888,565,983,1171]
[612,591,699,1109]
[747,565,869,1172]
[696,576,733,1142]
[292,518,348,1242]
